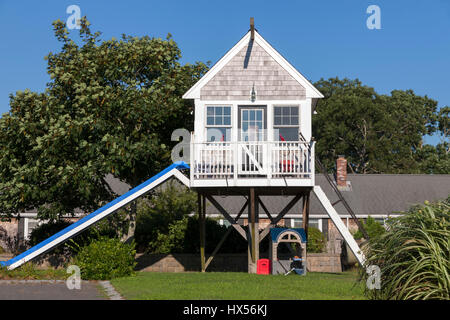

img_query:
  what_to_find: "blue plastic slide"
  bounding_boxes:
[1,161,190,270]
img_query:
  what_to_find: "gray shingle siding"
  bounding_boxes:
[200,41,306,101]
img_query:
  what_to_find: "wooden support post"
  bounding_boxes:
[198,193,206,272]
[302,192,310,239]
[247,188,259,273]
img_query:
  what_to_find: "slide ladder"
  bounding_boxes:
[1,161,190,270]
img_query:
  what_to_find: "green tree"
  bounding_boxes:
[353,216,385,240]
[0,18,207,237]
[134,180,197,251]
[313,77,443,174]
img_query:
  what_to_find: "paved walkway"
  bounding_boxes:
[0,280,110,300]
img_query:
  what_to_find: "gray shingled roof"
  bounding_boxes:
[17,173,449,218]
[203,174,450,217]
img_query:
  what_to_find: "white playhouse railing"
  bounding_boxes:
[190,139,314,180]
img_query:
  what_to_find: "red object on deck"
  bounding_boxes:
[257,259,271,275]
[281,160,293,172]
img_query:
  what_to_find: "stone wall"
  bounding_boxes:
[136,252,342,273]
[306,253,342,273]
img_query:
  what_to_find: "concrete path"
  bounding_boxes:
[0,280,108,300]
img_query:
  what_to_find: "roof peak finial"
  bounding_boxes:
[250,17,255,40]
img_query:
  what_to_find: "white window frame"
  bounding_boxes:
[240,108,265,142]
[290,218,322,232]
[24,218,45,241]
[273,105,300,141]
[205,105,232,142]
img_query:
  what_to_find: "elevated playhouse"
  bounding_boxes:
[1,20,366,273]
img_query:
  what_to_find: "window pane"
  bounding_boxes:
[207,117,214,125]
[216,116,222,125]
[216,107,222,116]
[274,116,281,125]
[207,127,229,141]
[224,107,231,116]
[291,116,299,125]
[274,107,281,116]
[243,110,248,121]
[292,218,319,229]
[256,111,262,121]
[282,116,290,125]
[223,116,231,125]
[207,107,214,116]
[276,127,299,141]
[291,107,298,116]
[250,111,255,121]
[282,107,290,116]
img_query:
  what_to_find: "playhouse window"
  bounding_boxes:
[206,106,231,141]
[273,106,299,141]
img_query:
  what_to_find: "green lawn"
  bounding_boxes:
[111,271,365,300]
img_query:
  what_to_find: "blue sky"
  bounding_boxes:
[0,0,449,145]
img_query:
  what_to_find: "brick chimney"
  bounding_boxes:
[336,156,347,187]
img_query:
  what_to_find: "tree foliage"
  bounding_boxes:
[353,216,385,240]
[313,77,448,174]
[0,18,207,220]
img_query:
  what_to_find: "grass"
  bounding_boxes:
[0,263,68,280]
[110,271,365,300]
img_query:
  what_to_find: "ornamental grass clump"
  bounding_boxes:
[360,197,449,300]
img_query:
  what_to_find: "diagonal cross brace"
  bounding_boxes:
[206,195,247,241]
[259,194,303,242]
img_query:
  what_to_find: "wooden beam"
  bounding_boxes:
[258,197,274,222]
[259,194,303,242]
[198,193,206,272]
[206,195,247,240]
[249,188,256,264]
[204,199,248,271]
[205,227,232,270]
[302,192,310,238]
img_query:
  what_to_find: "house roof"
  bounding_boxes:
[15,173,449,219]
[182,30,324,100]
[203,174,450,218]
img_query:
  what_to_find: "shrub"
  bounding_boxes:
[360,198,450,300]
[28,215,127,258]
[72,237,136,280]
[307,227,326,253]
[353,216,385,240]
[134,181,197,251]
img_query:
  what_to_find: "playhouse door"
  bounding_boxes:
[238,106,267,175]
